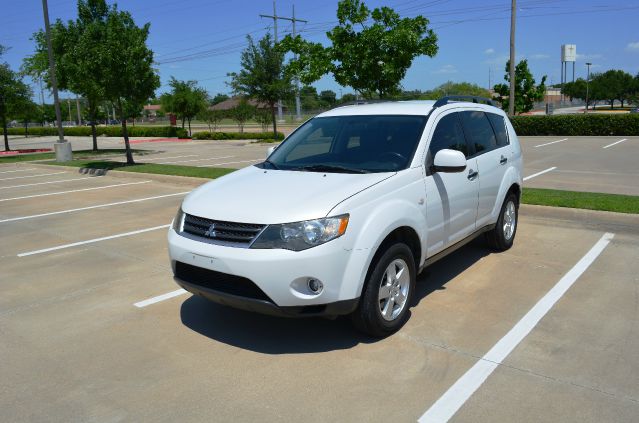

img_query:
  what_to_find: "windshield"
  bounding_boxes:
[260,115,427,173]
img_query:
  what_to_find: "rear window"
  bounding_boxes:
[486,113,510,147]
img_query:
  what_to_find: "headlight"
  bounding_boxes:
[251,214,349,251]
[172,207,185,232]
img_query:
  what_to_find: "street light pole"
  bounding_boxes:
[585,62,592,113]
[41,0,72,161]
[508,0,516,117]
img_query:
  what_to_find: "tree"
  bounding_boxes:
[24,0,110,151]
[340,93,357,104]
[255,109,271,132]
[300,85,320,110]
[229,99,255,132]
[588,70,634,109]
[11,97,40,137]
[493,59,546,114]
[160,77,208,136]
[229,33,292,138]
[319,90,337,108]
[280,0,438,99]
[101,6,160,164]
[198,108,225,132]
[1,45,33,151]
[420,81,492,100]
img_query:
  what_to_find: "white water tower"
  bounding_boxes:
[561,44,576,102]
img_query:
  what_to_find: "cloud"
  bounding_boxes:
[529,53,550,60]
[576,53,603,61]
[484,48,495,55]
[432,64,458,74]
[627,41,639,51]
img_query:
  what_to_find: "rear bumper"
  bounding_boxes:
[175,276,359,318]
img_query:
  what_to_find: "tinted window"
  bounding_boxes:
[486,113,509,147]
[428,113,468,162]
[266,115,427,173]
[460,111,497,155]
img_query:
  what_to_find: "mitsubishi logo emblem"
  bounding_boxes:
[204,223,217,237]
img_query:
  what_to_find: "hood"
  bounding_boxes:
[182,165,394,224]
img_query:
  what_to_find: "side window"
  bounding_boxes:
[460,111,497,155]
[427,113,468,164]
[486,113,510,147]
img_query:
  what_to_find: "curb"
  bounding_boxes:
[521,204,639,234]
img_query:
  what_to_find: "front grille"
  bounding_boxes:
[182,214,265,246]
[175,261,272,302]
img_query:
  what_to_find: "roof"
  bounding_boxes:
[318,100,503,118]
[209,97,275,111]
[143,104,161,111]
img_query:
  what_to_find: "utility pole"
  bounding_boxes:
[260,1,307,122]
[585,62,592,113]
[488,67,492,91]
[508,0,516,117]
[41,0,72,161]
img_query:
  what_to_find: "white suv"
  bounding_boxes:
[168,97,522,337]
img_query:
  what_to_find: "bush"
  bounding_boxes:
[2,125,182,137]
[510,114,639,136]
[192,131,285,141]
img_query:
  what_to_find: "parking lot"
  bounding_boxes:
[1,157,638,422]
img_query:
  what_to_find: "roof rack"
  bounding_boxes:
[432,95,496,108]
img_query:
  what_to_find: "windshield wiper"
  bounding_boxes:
[262,159,280,170]
[294,164,369,174]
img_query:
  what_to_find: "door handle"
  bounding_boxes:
[500,155,508,165]
[467,169,478,180]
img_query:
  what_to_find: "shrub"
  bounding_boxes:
[510,114,639,136]
[192,131,285,141]
[2,125,182,137]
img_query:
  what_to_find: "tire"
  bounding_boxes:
[351,243,416,337]
[485,192,519,251]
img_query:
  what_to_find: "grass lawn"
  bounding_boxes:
[522,188,639,214]
[47,159,235,179]
[0,149,146,164]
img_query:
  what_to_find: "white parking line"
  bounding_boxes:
[523,166,557,181]
[0,171,66,181]
[0,168,35,174]
[0,192,188,223]
[134,289,188,308]
[602,138,628,149]
[17,224,171,257]
[136,154,198,161]
[534,138,568,148]
[0,180,151,202]
[197,159,261,167]
[418,232,614,423]
[0,176,100,190]
[161,155,234,165]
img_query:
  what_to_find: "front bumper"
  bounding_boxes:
[168,227,364,313]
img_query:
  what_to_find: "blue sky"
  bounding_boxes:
[1,0,638,100]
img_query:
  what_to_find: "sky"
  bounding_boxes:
[1,0,638,101]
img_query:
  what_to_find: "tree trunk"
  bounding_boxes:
[24,120,28,138]
[271,103,277,139]
[2,117,8,151]
[118,101,135,165]
[90,103,98,151]
[188,118,192,137]
[181,117,185,129]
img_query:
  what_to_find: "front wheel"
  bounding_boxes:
[485,192,519,251]
[351,243,416,337]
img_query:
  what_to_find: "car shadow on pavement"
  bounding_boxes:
[413,238,491,306]
[180,239,491,354]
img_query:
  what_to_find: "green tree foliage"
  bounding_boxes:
[300,85,321,110]
[198,108,225,132]
[319,90,337,108]
[591,70,634,108]
[493,59,547,114]
[229,33,292,138]
[24,0,112,151]
[12,98,40,137]
[418,81,492,100]
[160,77,208,136]
[339,93,357,104]
[101,7,160,164]
[1,45,33,151]
[229,99,255,133]
[280,0,438,99]
[254,109,271,132]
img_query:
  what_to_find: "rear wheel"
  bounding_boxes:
[352,243,416,337]
[485,192,518,251]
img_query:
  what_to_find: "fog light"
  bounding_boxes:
[308,278,323,294]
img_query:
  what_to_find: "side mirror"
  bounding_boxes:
[266,146,276,158]
[433,149,467,173]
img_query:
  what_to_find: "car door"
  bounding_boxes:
[423,111,479,257]
[459,110,512,228]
